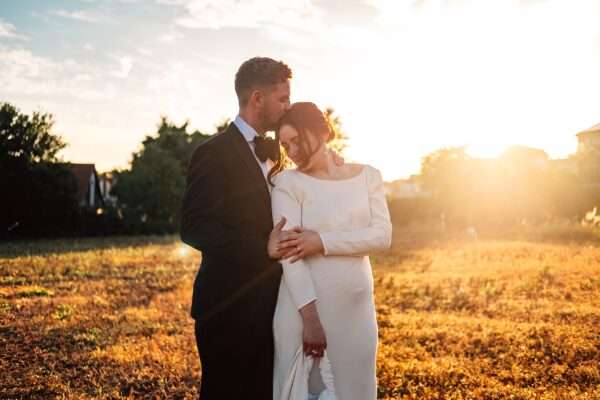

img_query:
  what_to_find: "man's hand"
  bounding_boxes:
[268,218,302,259]
[283,229,325,263]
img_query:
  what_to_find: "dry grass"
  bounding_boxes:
[1,228,599,399]
[0,236,199,399]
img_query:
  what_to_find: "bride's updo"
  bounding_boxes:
[268,102,334,185]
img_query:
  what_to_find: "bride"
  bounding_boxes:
[267,102,392,400]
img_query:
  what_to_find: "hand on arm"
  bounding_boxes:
[278,228,325,263]
[268,218,312,260]
[274,167,392,262]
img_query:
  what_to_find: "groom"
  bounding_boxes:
[180,57,294,399]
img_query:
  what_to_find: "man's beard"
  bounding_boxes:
[259,109,279,133]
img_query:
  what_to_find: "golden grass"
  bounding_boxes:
[1,230,599,399]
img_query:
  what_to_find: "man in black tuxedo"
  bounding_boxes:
[180,57,293,399]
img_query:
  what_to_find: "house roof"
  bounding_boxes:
[577,123,600,136]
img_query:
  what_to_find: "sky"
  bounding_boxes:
[1,0,600,181]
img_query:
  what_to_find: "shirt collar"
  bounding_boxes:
[233,115,258,143]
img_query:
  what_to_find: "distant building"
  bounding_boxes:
[64,163,104,208]
[98,172,117,206]
[575,122,600,184]
[385,177,430,199]
[504,125,600,177]
[576,123,600,154]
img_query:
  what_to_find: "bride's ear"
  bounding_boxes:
[321,127,331,145]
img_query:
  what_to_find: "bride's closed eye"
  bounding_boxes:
[281,137,299,153]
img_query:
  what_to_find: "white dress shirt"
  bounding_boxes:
[233,115,273,185]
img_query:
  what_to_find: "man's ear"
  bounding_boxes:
[250,89,264,107]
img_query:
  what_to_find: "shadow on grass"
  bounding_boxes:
[0,235,181,259]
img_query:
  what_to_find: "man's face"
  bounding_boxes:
[260,80,290,131]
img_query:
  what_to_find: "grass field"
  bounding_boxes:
[1,228,599,399]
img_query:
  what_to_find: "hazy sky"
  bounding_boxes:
[2,0,600,180]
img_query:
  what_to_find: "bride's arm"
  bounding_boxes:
[271,174,318,310]
[272,174,327,356]
[319,166,392,256]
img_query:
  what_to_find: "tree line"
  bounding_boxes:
[3,100,598,239]
[389,145,600,229]
[1,102,347,239]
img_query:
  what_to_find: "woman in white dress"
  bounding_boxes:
[267,102,392,400]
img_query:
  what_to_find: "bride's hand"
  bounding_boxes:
[285,229,325,263]
[300,301,327,358]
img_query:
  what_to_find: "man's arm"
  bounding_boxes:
[180,144,236,252]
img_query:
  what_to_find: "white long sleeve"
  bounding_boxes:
[271,172,318,310]
[319,166,392,257]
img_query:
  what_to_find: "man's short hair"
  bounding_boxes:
[235,57,292,106]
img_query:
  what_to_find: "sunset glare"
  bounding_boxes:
[2,0,599,180]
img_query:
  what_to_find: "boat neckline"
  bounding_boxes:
[294,165,366,182]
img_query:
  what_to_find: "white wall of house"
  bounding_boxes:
[89,172,96,208]
[386,181,430,199]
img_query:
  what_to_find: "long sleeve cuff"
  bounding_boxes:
[284,267,318,310]
[319,232,330,256]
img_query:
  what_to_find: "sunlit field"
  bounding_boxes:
[1,227,600,399]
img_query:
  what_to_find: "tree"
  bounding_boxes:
[112,144,185,233]
[0,102,79,238]
[496,146,552,222]
[0,102,66,166]
[420,146,472,197]
[111,117,215,233]
[418,144,589,227]
[324,107,349,154]
[139,116,213,173]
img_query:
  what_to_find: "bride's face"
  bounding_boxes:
[278,124,325,170]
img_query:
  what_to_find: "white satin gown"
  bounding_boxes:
[271,165,392,400]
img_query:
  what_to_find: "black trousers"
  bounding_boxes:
[194,314,275,400]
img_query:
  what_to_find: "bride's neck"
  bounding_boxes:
[304,149,336,177]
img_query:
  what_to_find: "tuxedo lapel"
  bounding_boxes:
[226,124,271,209]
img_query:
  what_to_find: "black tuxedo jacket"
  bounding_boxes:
[180,123,282,326]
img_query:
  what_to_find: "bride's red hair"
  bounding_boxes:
[268,102,334,186]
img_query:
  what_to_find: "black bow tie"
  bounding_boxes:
[253,136,280,163]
